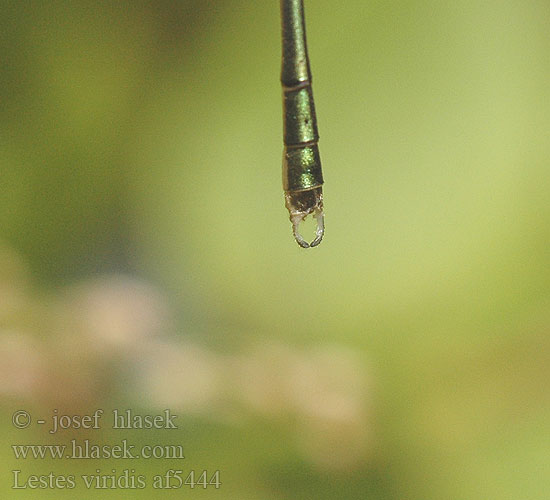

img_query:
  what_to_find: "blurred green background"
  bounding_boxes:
[1,0,549,498]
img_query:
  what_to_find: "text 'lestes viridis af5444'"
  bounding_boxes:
[280,0,325,248]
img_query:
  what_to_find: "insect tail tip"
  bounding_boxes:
[291,215,310,248]
[290,208,324,249]
[285,187,325,249]
[309,210,325,247]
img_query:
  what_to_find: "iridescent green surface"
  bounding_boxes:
[281,0,324,245]
[283,86,318,145]
[280,0,311,86]
[282,143,322,191]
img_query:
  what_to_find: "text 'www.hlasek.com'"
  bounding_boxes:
[10,409,221,490]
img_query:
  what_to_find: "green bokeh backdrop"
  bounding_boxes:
[1,1,549,499]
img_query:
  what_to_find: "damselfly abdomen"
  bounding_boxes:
[280,0,324,248]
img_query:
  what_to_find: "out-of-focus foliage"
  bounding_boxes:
[1,1,549,499]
